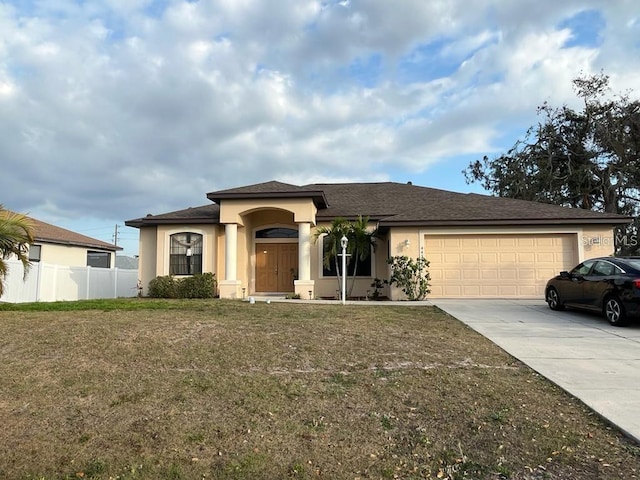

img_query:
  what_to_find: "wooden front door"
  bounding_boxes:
[255,243,298,293]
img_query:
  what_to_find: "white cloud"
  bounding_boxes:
[1,0,639,256]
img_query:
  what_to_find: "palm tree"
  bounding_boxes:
[0,206,35,297]
[312,217,350,298]
[347,215,376,297]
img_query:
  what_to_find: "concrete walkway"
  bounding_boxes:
[243,295,433,306]
[432,299,640,444]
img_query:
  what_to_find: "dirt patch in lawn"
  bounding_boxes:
[0,300,638,479]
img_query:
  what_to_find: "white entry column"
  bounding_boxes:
[225,223,237,281]
[219,223,241,299]
[294,222,315,299]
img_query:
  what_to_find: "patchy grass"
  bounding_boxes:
[0,300,638,479]
[0,297,203,311]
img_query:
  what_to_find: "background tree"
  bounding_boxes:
[0,206,35,296]
[464,73,640,254]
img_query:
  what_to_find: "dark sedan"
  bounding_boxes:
[545,257,640,326]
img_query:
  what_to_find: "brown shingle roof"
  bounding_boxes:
[310,183,630,226]
[126,181,631,227]
[125,204,220,228]
[12,214,121,251]
[207,181,328,208]
[209,180,306,195]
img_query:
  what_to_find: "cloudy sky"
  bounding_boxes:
[1,0,638,256]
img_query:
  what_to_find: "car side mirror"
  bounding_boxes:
[560,271,570,279]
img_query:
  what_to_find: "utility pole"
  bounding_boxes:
[113,224,120,248]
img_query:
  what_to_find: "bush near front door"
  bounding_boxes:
[148,273,217,298]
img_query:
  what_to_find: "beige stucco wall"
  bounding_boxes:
[154,225,218,278]
[39,243,88,266]
[136,224,218,295]
[138,227,158,295]
[35,243,115,269]
[220,198,317,225]
[581,226,617,259]
[389,227,422,259]
[385,227,425,300]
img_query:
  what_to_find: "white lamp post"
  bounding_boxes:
[340,235,348,305]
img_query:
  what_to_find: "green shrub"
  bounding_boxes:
[176,273,217,299]
[386,255,431,301]
[148,275,177,298]
[148,273,217,299]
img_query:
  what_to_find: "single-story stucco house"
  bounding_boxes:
[18,212,121,268]
[125,180,630,300]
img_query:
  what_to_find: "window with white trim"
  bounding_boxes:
[28,244,41,262]
[87,251,111,268]
[170,233,203,275]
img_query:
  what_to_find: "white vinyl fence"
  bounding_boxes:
[1,259,139,303]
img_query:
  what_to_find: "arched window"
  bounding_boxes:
[255,227,298,238]
[170,233,203,275]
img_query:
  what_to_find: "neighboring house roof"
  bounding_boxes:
[126,181,632,228]
[115,255,139,269]
[17,213,121,251]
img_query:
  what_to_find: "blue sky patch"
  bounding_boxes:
[144,0,172,19]
[558,9,605,48]
[395,31,501,86]
[345,53,383,88]
[397,37,460,84]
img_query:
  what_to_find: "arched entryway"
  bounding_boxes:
[255,227,298,293]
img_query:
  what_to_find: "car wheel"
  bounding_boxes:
[546,287,564,311]
[604,296,628,327]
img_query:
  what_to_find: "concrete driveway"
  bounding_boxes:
[432,299,640,444]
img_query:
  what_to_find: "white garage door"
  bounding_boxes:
[425,234,578,298]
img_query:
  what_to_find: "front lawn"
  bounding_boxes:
[0,300,638,479]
